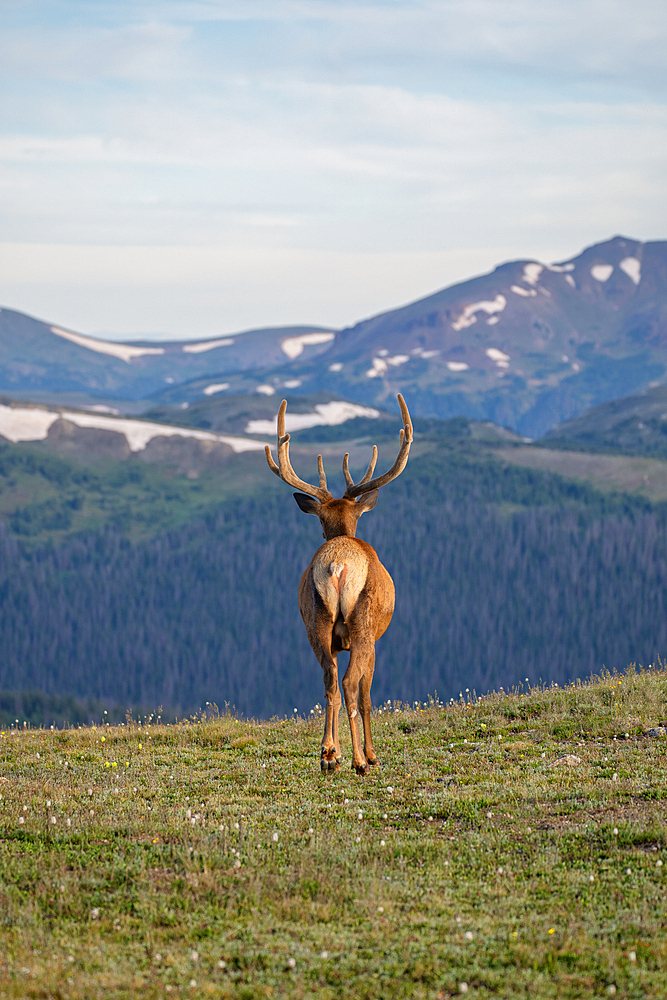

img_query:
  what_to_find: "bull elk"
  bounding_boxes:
[265,394,413,775]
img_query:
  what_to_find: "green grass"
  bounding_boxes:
[1,668,667,998]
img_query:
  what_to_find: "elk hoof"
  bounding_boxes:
[320,749,338,773]
[352,761,370,776]
[367,757,380,767]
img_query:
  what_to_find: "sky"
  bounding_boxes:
[0,0,665,340]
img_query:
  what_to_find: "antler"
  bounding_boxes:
[265,399,333,501]
[343,393,413,499]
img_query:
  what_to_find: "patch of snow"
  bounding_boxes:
[165,377,174,383]
[486,348,510,362]
[203,383,230,396]
[591,264,613,282]
[522,263,543,286]
[246,401,380,435]
[256,385,276,396]
[549,262,575,272]
[619,257,641,285]
[283,379,302,388]
[421,350,439,359]
[328,363,343,372]
[561,354,569,362]
[366,357,388,378]
[451,294,506,331]
[487,316,500,325]
[411,347,423,354]
[447,361,469,372]
[85,405,120,414]
[280,332,335,360]
[0,405,266,453]
[0,405,59,442]
[377,349,389,357]
[565,275,576,289]
[50,326,165,364]
[180,402,189,409]
[511,285,536,298]
[386,354,409,366]
[572,362,580,372]
[182,338,234,353]
[496,360,510,369]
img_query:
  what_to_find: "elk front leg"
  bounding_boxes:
[342,640,374,775]
[359,649,378,766]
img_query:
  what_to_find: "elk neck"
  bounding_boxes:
[318,498,360,540]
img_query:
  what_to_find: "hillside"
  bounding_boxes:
[0,307,335,401]
[1,421,666,717]
[545,382,667,458]
[0,668,666,999]
[2,235,667,437]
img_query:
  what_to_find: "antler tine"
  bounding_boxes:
[264,400,332,501]
[317,454,328,492]
[358,444,378,486]
[342,453,354,489]
[343,394,413,499]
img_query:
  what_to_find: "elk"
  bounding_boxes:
[265,394,413,774]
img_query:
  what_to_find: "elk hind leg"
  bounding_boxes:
[359,648,378,766]
[342,639,374,775]
[315,643,341,772]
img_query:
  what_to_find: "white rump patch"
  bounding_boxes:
[0,404,266,453]
[591,264,613,282]
[312,540,368,621]
[255,384,276,395]
[447,361,469,372]
[182,338,234,353]
[281,331,335,359]
[203,383,230,395]
[619,257,641,285]
[522,263,543,286]
[50,327,165,364]
[511,285,536,297]
[246,401,379,435]
[451,294,506,331]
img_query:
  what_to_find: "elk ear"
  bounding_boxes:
[293,492,321,516]
[355,489,379,515]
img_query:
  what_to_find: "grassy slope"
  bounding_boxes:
[495,446,667,504]
[1,668,666,999]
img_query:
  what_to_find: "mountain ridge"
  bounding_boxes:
[2,235,666,436]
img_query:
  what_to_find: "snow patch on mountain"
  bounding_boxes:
[0,405,266,453]
[280,331,335,359]
[447,361,469,372]
[182,338,234,353]
[486,348,510,368]
[591,265,613,282]
[619,257,641,285]
[451,295,506,331]
[565,275,576,288]
[246,401,380,435]
[522,263,543,286]
[50,327,165,363]
[256,385,276,395]
[203,383,230,395]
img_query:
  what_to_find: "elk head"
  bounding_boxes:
[265,394,413,539]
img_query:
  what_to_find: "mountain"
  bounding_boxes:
[0,307,335,400]
[1,235,666,439]
[205,236,665,439]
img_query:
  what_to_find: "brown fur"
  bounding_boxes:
[297,499,395,774]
